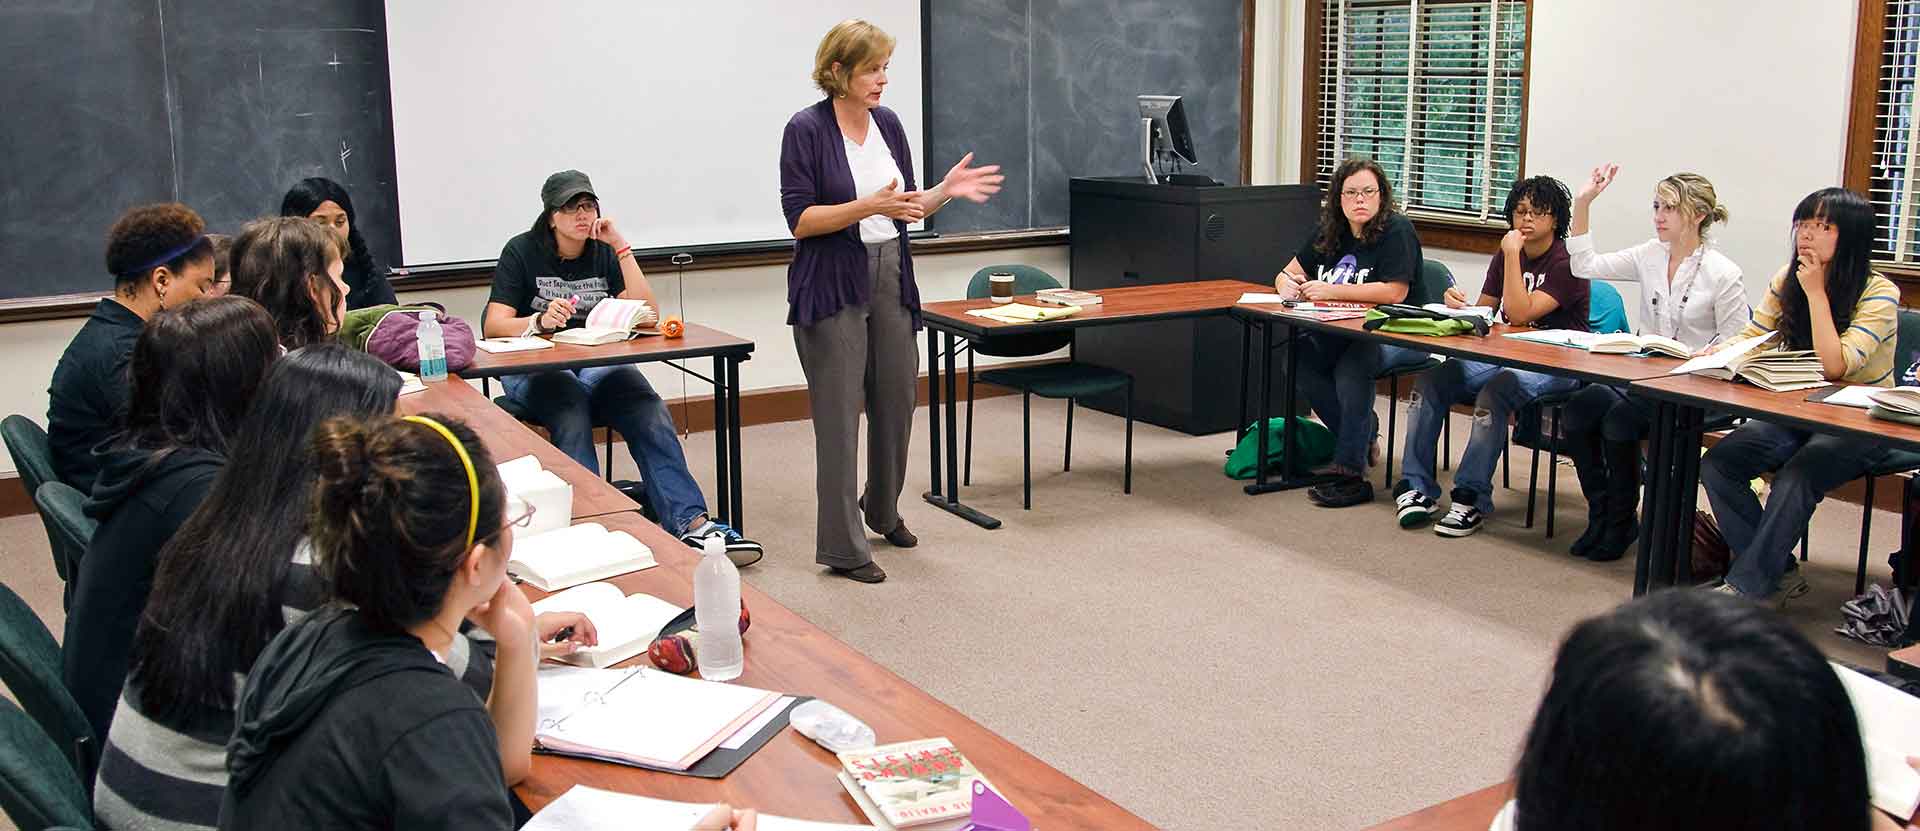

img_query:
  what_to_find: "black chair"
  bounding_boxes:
[2,416,78,607]
[0,581,94,786]
[1507,281,1635,538]
[1845,310,1920,594]
[960,265,1133,509]
[1376,259,1457,489]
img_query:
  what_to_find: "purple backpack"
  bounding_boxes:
[353,304,477,374]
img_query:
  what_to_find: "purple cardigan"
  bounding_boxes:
[779,99,920,329]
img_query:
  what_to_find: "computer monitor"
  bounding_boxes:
[1138,94,1198,183]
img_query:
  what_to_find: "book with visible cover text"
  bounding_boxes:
[836,738,985,829]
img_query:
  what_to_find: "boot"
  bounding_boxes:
[1566,432,1609,558]
[1588,438,1642,562]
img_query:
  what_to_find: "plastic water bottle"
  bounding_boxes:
[694,535,743,681]
[415,310,447,382]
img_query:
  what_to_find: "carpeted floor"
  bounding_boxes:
[3,394,1897,830]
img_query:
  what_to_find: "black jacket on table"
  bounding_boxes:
[46,299,144,495]
[219,605,511,830]
[63,444,223,741]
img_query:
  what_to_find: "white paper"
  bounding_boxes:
[1670,330,1777,376]
[1821,385,1885,409]
[1833,663,1920,819]
[721,695,795,750]
[396,371,427,395]
[1501,329,1595,348]
[474,336,555,353]
[1237,292,1290,304]
[524,785,878,831]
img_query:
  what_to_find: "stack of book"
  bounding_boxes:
[1669,332,1830,392]
[1033,287,1102,307]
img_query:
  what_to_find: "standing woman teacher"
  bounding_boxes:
[780,19,1002,584]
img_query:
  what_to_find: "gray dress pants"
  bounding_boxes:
[794,238,918,568]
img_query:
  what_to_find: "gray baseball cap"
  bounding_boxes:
[541,170,596,210]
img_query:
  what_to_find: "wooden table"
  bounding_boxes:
[916,279,1267,529]
[463,323,754,530]
[515,511,1152,828]
[1361,784,1509,831]
[1890,644,1920,683]
[1629,374,1920,597]
[397,377,638,520]
[1230,305,1686,498]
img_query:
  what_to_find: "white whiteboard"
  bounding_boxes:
[385,1,924,266]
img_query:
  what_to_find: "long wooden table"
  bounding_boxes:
[1361,784,1509,831]
[1230,306,1687,499]
[515,511,1152,828]
[463,323,754,530]
[917,279,1268,529]
[397,378,638,519]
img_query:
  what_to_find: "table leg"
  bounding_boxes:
[711,355,730,527]
[1244,319,1337,495]
[1237,318,1252,440]
[921,330,1001,529]
[1668,405,1705,587]
[1635,399,1680,595]
[728,355,745,532]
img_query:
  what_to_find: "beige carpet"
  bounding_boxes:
[3,395,1897,830]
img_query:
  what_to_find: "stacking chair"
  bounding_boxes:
[0,697,92,831]
[0,582,94,783]
[1377,259,1456,488]
[1846,310,1920,594]
[2,417,78,606]
[960,265,1133,509]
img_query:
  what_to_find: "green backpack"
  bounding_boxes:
[1224,417,1335,480]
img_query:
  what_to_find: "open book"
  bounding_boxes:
[524,785,875,831]
[508,522,656,592]
[534,666,782,771]
[1421,303,1495,324]
[1833,664,1920,820]
[530,582,682,668]
[1871,387,1920,419]
[1669,331,1830,392]
[1586,332,1691,358]
[553,298,662,345]
[496,455,572,536]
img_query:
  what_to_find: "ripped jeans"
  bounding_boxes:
[1397,359,1579,512]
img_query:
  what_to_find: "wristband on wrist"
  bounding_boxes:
[615,246,633,258]
[524,317,544,337]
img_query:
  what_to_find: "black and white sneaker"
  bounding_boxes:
[681,521,764,568]
[1434,488,1485,538]
[1393,481,1436,528]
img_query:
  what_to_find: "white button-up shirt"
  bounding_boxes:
[1565,233,1751,350]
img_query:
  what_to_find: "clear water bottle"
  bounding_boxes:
[694,535,743,681]
[415,310,447,382]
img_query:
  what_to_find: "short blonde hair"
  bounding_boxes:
[1656,173,1731,239]
[812,19,896,98]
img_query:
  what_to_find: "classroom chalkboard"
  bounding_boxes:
[926,0,1248,235]
[0,0,399,301]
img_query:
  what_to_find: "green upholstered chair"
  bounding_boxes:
[2,417,78,607]
[961,265,1133,509]
[0,696,92,830]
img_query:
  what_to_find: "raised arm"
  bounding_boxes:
[1566,163,1645,283]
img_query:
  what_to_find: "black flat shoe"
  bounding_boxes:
[830,562,887,583]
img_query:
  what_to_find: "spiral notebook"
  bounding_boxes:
[533,666,784,772]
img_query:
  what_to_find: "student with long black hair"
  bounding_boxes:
[63,296,280,742]
[93,345,596,830]
[1704,188,1900,606]
[280,177,397,309]
[1271,156,1428,507]
[221,413,536,828]
[48,203,218,495]
[1502,590,1871,831]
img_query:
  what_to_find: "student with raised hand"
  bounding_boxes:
[94,345,595,830]
[1560,166,1750,560]
[229,216,351,350]
[47,203,218,495]
[221,414,539,829]
[62,296,280,743]
[1500,589,1871,831]
[1271,156,1426,508]
[483,170,763,567]
[280,176,397,309]
[1392,176,1587,537]
[781,18,1001,583]
[1704,188,1899,606]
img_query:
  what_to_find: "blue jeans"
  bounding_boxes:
[1295,336,1426,471]
[501,365,709,535]
[1399,359,1579,513]
[1704,420,1888,596]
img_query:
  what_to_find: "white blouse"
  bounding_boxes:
[1565,233,1751,350]
[843,112,906,245]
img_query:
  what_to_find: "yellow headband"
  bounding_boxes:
[401,415,479,550]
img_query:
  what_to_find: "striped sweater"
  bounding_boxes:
[1739,267,1901,386]
[92,541,496,831]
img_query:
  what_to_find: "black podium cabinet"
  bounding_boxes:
[1067,177,1321,435]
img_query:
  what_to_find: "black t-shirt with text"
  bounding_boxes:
[1292,213,1424,299]
[488,231,626,329]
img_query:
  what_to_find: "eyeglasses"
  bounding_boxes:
[556,200,600,216]
[1341,186,1381,200]
[1793,220,1835,235]
[1511,207,1551,220]
[483,502,538,544]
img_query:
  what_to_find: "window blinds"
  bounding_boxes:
[1314,0,1527,225]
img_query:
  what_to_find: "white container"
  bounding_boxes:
[693,535,743,681]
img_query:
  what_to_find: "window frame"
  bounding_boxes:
[1299,0,1534,254]
[1844,0,1920,287]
